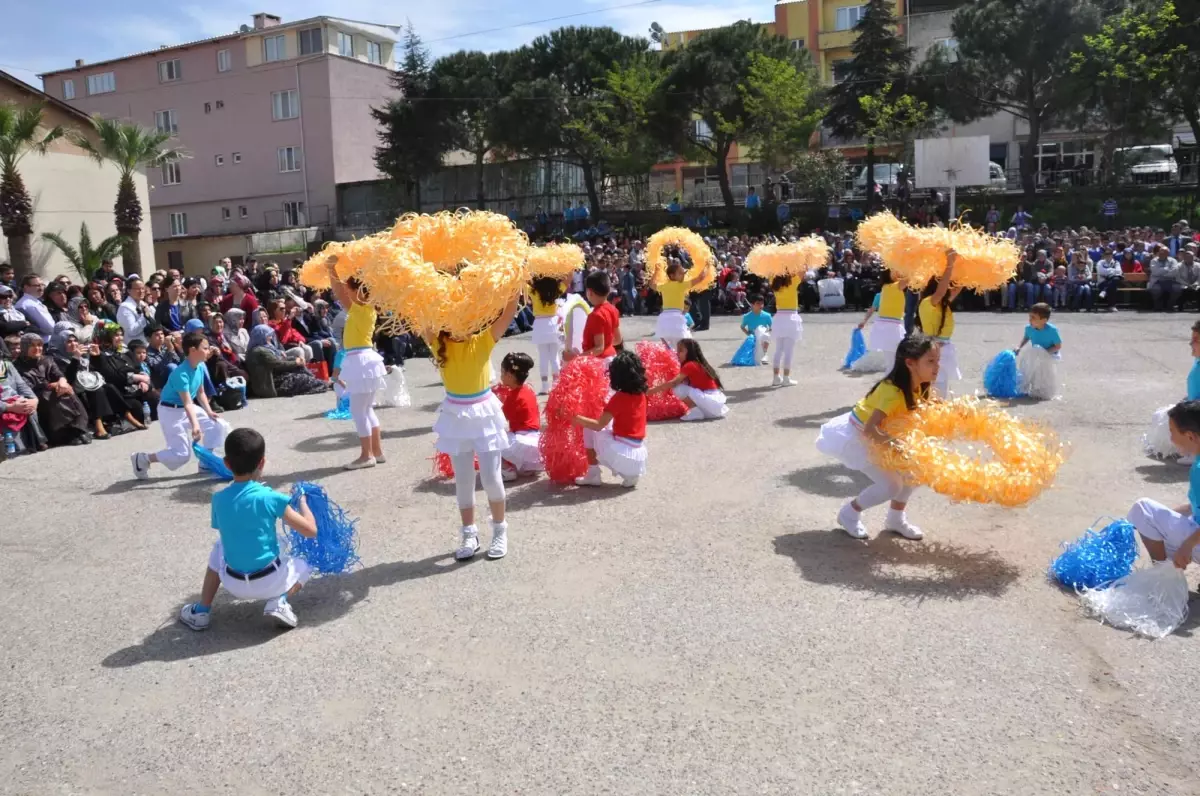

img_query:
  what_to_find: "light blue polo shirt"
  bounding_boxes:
[1188,359,1200,401]
[163,359,208,403]
[741,309,772,332]
[211,480,290,573]
[1189,458,1200,523]
[1025,322,1062,350]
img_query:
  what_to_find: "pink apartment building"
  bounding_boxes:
[39,12,398,274]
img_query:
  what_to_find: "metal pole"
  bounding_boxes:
[950,184,956,222]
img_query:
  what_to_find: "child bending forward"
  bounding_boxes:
[574,350,648,488]
[649,339,728,421]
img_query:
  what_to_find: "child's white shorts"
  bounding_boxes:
[1127,498,1200,565]
[209,542,313,602]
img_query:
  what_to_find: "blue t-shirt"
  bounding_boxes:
[1025,322,1062,350]
[871,293,881,310]
[742,310,772,332]
[211,480,290,573]
[1188,359,1200,401]
[163,359,208,403]
[1189,458,1200,522]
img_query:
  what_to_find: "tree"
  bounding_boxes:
[825,0,913,212]
[790,150,848,206]
[593,54,675,209]
[430,50,509,209]
[738,53,826,174]
[0,102,63,280]
[40,222,128,282]
[73,117,185,274]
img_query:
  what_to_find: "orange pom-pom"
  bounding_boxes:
[646,227,715,291]
[856,212,1020,291]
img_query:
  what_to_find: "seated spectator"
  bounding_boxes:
[48,327,129,439]
[145,326,180,391]
[817,267,846,310]
[155,275,185,332]
[44,283,70,325]
[244,325,329,399]
[0,338,47,454]
[207,313,245,367]
[1095,249,1123,312]
[14,332,90,446]
[1179,247,1200,311]
[65,296,98,344]
[218,274,260,315]
[203,275,225,307]
[1119,249,1143,273]
[223,308,251,360]
[267,299,313,363]
[87,283,117,323]
[105,281,124,312]
[1067,250,1094,311]
[1147,244,1183,311]
[290,297,336,371]
[92,324,153,428]
[0,285,28,337]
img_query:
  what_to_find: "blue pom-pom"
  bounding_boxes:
[842,327,868,370]
[324,394,352,421]
[983,349,1023,399]
[192,443,234,480]
[1050,519,1139,590]
[731,335,757,366]
[288,481,360,575]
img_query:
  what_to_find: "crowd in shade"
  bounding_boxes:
[1,215,1195,459]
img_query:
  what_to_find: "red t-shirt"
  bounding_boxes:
[218,291,260,315]
[500,384,540,432]
[582,302,618,357]
[605,391,646,441]
[680,360,718,391]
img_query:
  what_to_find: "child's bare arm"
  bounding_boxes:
[284,495,317,538]
[574,411,613,431]
[861,409,890,444]
[648,374,685,395]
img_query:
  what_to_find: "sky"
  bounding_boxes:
[1,0,770,89]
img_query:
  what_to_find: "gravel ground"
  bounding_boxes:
[2,310,1199,795]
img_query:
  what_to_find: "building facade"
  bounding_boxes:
[39,12,398,274]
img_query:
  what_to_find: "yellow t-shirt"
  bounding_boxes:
[660,280,690,311]
[440,332,496,396]
[878,282,906,319]
[531,291,559,317]
[918,297,955,339]
[851,380,910,425]
[773,277,798,311]
[343,303,376,349]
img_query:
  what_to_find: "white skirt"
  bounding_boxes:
[868,317,905,354]
[815,412,872,472]
[433,391,512,455]
[774,311,803,341]
[753,327,771,359]
[934,340,961,397]
[672,383,729,419]
[531,315,562,346]
[1017,346,1062,400]
[1144,404,1181,458]
[340,348,387,394]
[504,429,544,471]
[374,366,411,408]
[587,428,648,478]
[655,310,691,342]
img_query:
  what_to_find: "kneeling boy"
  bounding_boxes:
[1128,400,1200,570]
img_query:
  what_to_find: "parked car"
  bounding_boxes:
[851,163,905,195]
[1113,144,1178,185]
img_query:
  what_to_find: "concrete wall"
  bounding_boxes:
[328,57,395,185]
[153,234,249,277]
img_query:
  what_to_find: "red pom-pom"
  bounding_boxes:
[636,341,688,421]
[431,449,478,479]
[540,356,609,484]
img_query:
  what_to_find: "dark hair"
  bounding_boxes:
[1168,400,1200,437]
[770,274,794,292]
[748,293,764,304]
[880,269,894,285]
[874,333,935,411]
[501,351,534,384]
[21,274,40,288]
[224,427,267,476]
[127,339,147,353]
[346,275,370,300]
[144,321,164,337]
[608,350,647,394]
[531,276,564,306]
[1192,320,1200,335]
[585,270,611,296]
[182,331,207,353]
[666,261,685,280]
[160,275,178,292]
[677,339,722,389]
[1029,302,1052,320]
[433,330,450,368]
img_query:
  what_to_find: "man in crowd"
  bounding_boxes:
[1147,243,1183,311]
[1178,246,1200,311]
[15,274,54,340]
[0,263,14,292]
[117,277,153,344]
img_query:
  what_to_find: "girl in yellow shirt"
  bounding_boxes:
[917,250,961,397]
[529,277,566,394]
[429,297,521,562]
[852,271,909,373]
[815,334,939,540]
[327,258,388,470]
[655,258,711,348]
[769,274,803,386]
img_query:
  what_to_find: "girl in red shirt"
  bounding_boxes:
[649,339,729,421]
[496,352,543,481]
[573,350,648,488]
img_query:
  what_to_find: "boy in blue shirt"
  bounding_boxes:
[1128,400,1200,570]
[1014,302,1063,354]
[740,293,773,365]
[179,427,318,630]
[1013,302,1063,399]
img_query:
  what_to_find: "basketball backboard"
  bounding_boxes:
[915,136,991,189]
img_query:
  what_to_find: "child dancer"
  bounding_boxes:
[529,276,566,393]
[740,293,772,365]
[574,350,649,488]
[1144,320,1200,463]
[1013,302,1062,400]
[853,271,909,372]
[497,352,543,481]
[655,260,709,347]
[815,335,939,540]
[769,274,803,386]
[649,339,728,421]
[568,271,620,362]
[917,250,961,398]
[431,298,521,561]
[131,331,228,479]
[325,258,388,469]
[1127,400,1200,571]
[178,428,318,631]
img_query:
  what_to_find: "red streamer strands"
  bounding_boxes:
[432,450,479,479]
[539,356,609,484]
[636,341,687,421]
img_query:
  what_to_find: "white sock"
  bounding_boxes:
[492,519,507,530]
[462,524,478,536]
[886,508,905,526]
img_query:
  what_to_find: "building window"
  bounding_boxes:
[216,100,224,109]
[158,59,182,83]
[692,118,713,143]
[62,79,75,100]
[167,250,184,271]
[221,207,231,221]
[283,201,306,227]
[217,48,231,72]
[239,205,248,219]
[299,27,323,55]
[263,34,286,63]
[367,41,382,65]
[790,39,805,51]
[86,72,115,95]
[232,152,242,164]
[831,59,854,84]
[278,146,302,173]
[161,162,181,185]
[154,109,179,134]
[215,155,225,166]
[272,89,299,120]
[169,212,187,236]
[835,5,867,31]
[204,102,211,114]
[933,37,959,61]
[337,32,354,57]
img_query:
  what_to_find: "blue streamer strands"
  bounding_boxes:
[192,443,234,481]
[842,327,868,370]
[731,335,757,366]
[324,394,352,421]
[288,481,360,575]
[983,349,1023,399]
[1050,519,1139,590]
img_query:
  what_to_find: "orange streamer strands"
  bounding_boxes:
[856,212,1020,291]
[647,227,715,291]
[527,242,584,279]
[745,236,829,279]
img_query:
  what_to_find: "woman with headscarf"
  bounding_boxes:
[223,308,250,360]
[202,313,248,387]
[48,327,125,439]
[14,332,91,445]
[0,338,48,455]
[44,283,70,325]
[66,296,99,344]
[218,273,259,315]
[93,323,152,429]
[244,324,329,399]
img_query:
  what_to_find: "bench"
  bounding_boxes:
[1116,272,1147,307]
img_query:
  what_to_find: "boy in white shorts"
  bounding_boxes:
[1127,400,1200,570]
[179,427,318,630]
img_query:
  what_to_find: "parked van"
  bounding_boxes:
[1113,145,1177,185]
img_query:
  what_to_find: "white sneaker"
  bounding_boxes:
[131,452,150,480]
[1179,455,1195,466]
[837,503,868,539]
[344,456,376,471]
[575,466,604,486]
[782,377,798,387]
[760,355,769,365]
[263,596,298,628]
[501,466,519,483]
[680,407,704,422]
[178,603,210,631]
[374,453,387,464]
[539,381,549,395]
[621,475,639,488]
[487,522,508,559]
[455,526,480,560]
[886,516,925,540]
[771,375,783,387]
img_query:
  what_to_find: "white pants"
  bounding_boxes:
[1128,498,1200,564]
[349,391,380,439]
[452,449,505,510]
[154,405,228,470]
[772,336,796,371]
[855,462,915,511]
[933,340,960,399]
[208,542,312,601]
[538,342,562,385]
[672,383,728,419]
[285,344,313,364]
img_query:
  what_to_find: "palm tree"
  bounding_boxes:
[73,117,185,275]
[0,102,64,280]
[41,222,129,282]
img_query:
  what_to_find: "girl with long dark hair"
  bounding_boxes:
[529,276,566,393]
[916,250,961,397]
[769,273,803,386]
[648,339,728,421]
[574,350,649,488]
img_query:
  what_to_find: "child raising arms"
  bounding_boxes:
[649,339,729,421]
[529,276,566,393]
[574,350,649,488]
[656,258,711,348]
[496,351,543,481]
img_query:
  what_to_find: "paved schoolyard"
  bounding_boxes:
[1,310,1197,795]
